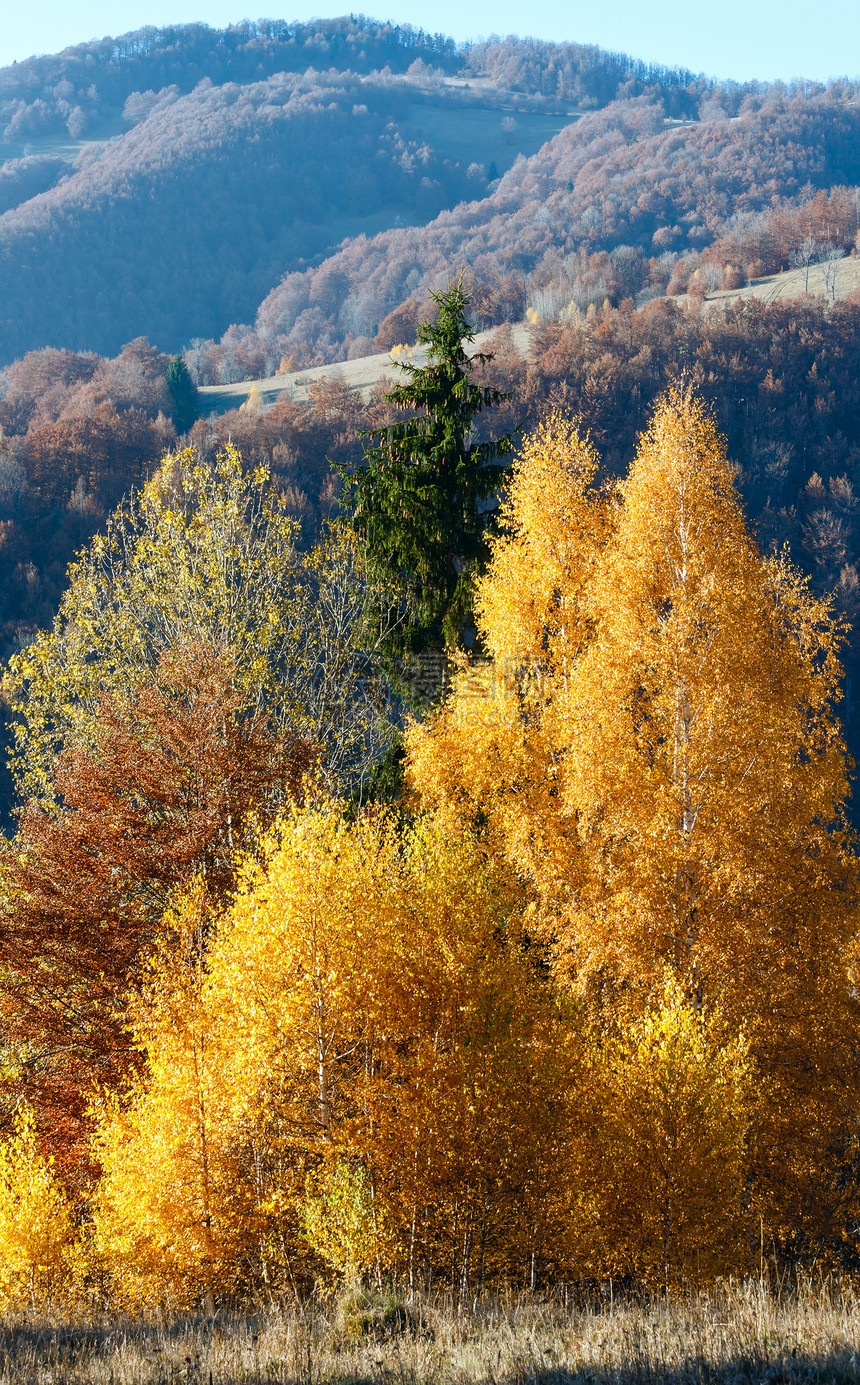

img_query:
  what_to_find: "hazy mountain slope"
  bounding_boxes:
[0,17,740,367]
[0,72,486,363]
[0,16,702,159]
[0,17,857,373]
[0,17,461,148]
[203,91,860,377]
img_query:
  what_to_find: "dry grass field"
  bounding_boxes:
[700,254,860,310]
[2,1277,859,1385]
[196,324,533,416]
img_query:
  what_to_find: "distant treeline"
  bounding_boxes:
[0,17,460,140]
[1,14,841,141]
[0,15,707,144]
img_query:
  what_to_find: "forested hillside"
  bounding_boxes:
[4,16,858,367]
[198,91,860,378]
[0,15,702,139]
[3,18,860,1334]
[0,71,485,359]
[0,17,712,365]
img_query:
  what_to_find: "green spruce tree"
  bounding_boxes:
[165,355,199,435]
[343,281,514,671]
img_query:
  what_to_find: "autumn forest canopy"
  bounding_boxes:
[0,362,858,1307]
[0,14,860,1320]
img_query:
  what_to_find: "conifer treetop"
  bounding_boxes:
[347,278,514,656]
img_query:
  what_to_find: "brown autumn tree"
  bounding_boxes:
[0,642,312,1179]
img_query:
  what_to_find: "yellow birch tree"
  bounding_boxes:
[6,447,399,804]
[409,389,860,1258]
[0,1109,76,1309]
[90,803,585,1303]
[90,886,255,1309]
[586,981,752,1287]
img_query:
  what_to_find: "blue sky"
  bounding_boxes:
[1,0,858,83]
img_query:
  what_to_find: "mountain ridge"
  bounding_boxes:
[4,16,850,367]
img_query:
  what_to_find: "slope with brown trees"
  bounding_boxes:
[198,90,860,379]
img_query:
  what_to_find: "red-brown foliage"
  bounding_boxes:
[0,643,313,1176]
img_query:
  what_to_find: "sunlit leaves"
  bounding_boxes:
[7,445,398,804]
[0,1108,76,1309]
[7,444,303,804]
[586,981,752,1286]
[409,387,860,1255]
[90,802,581,1303]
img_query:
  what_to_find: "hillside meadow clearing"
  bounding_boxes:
[693,252,860,309]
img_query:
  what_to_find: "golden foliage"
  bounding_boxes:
[408,414,607,898]
[7,445,303,803]
[301,1163,386,1283]
[586,981,752,1286]
[10,388,860,1301]
[90,803,583,1303]
[0,1109,76,1309]
[409,388,860,1255]
[90,886,255,1310]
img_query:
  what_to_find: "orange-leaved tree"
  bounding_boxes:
[91,802,584,1305]
[409,389,860,1263]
